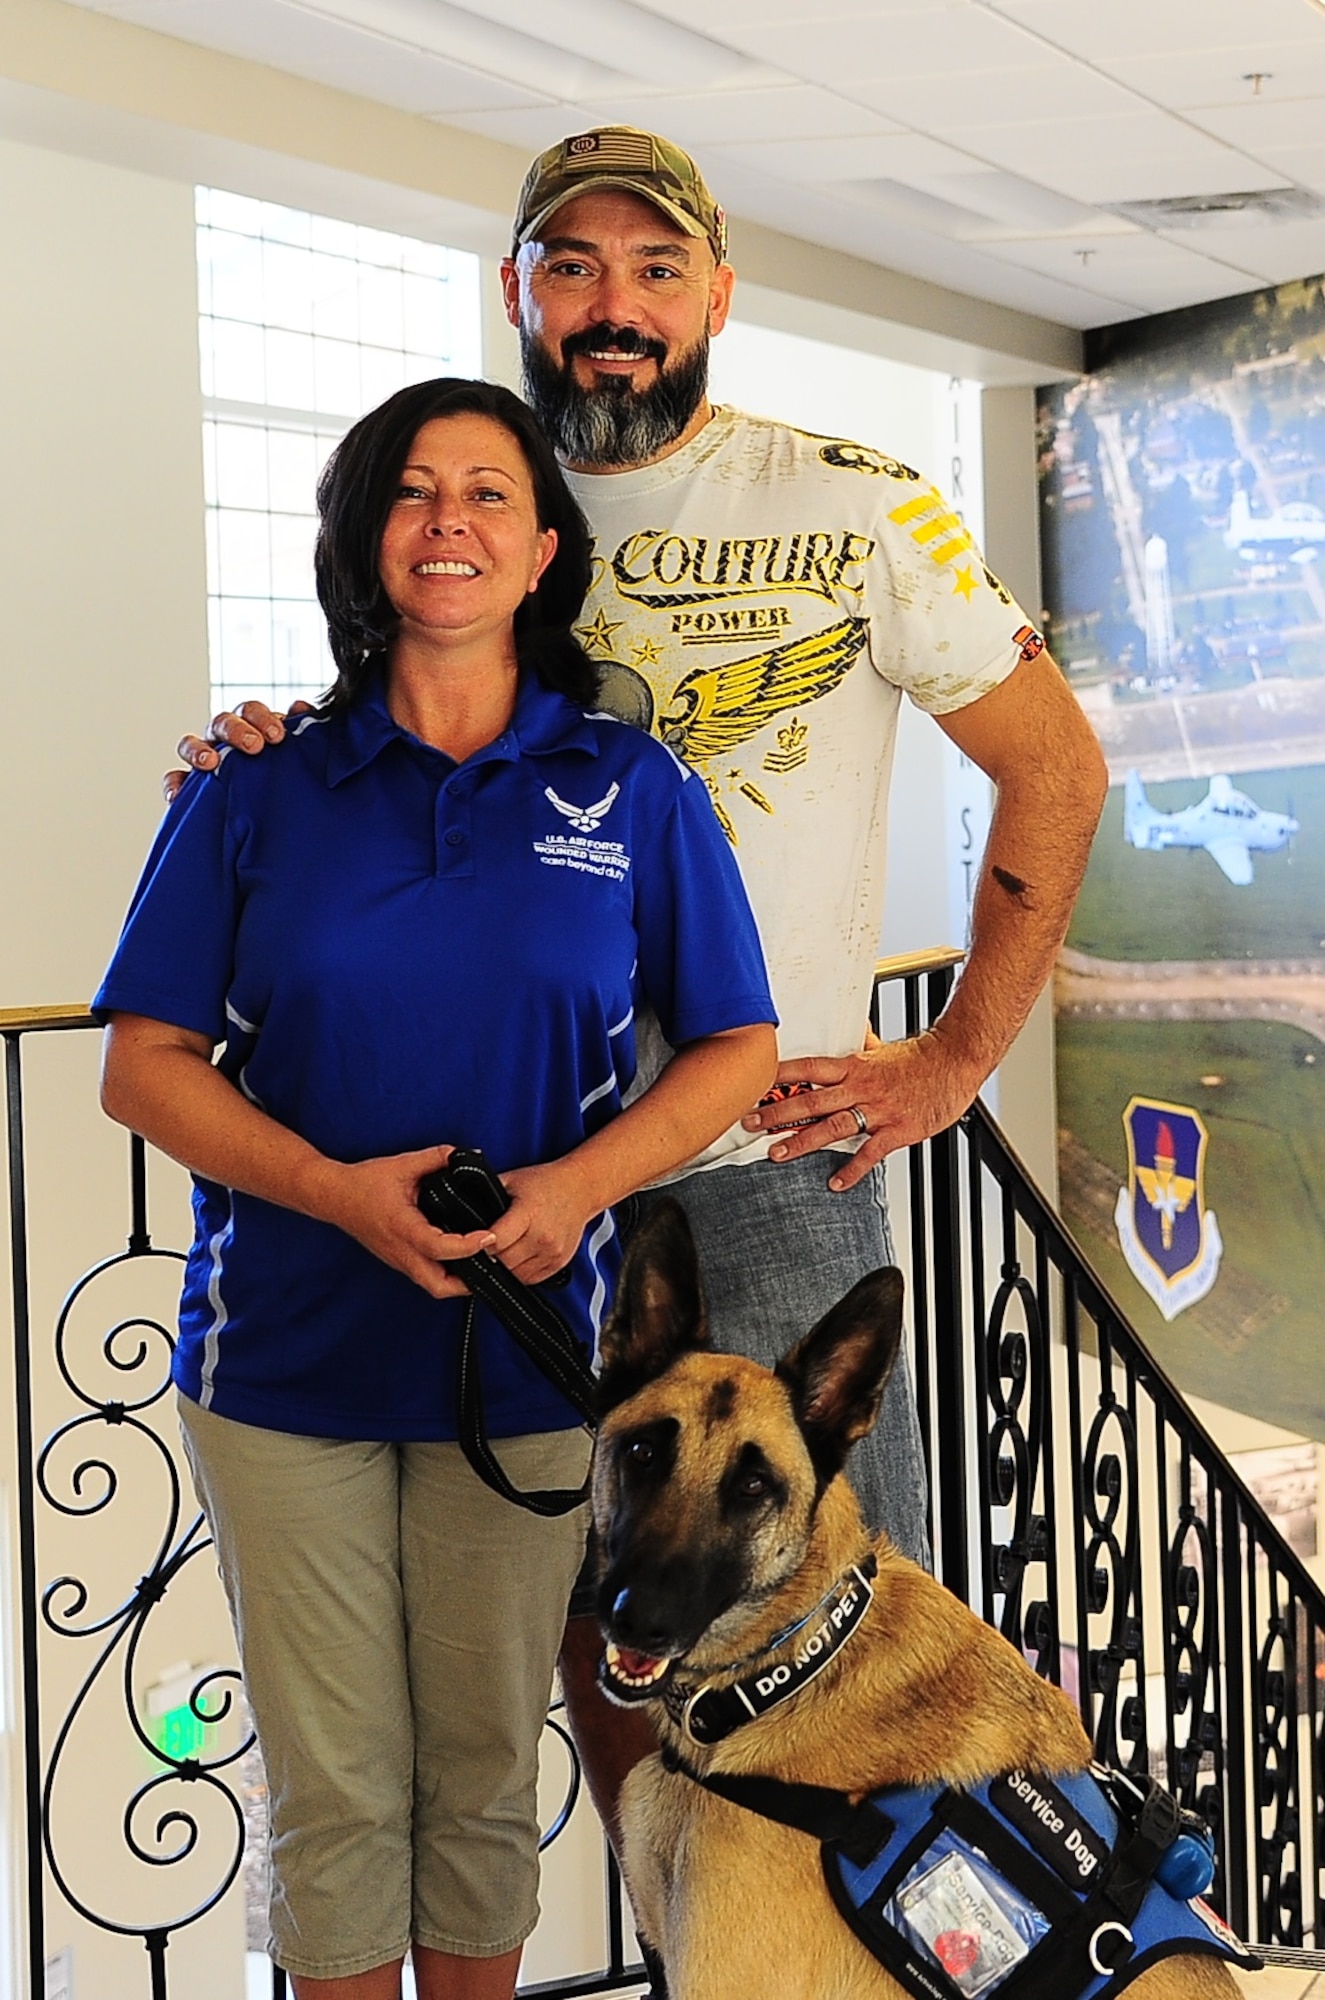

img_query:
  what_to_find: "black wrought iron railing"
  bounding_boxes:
[6,964,1325,1994]
[3,1006,640,2000]
[875,950,1325,1969]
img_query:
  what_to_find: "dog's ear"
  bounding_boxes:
[596,1198,710,1414]
[776,1267,905,1489]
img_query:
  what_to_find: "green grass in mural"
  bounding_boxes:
[1056,1014,1325,1438]
[1067,765,1325,962]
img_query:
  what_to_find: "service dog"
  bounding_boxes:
[590,1201,1253,2000]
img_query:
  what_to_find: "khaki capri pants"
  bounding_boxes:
[179,1394,590,1982]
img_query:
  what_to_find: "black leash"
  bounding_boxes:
[418,1148,597,1516]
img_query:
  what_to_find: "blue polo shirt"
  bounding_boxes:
[93,674,774,1442]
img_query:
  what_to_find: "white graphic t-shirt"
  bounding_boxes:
[565,406,1043,1172]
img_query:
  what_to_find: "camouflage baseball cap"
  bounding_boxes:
[512,126,727,263]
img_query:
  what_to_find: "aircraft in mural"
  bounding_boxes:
[1226,489,1325,562]
[1123,771,1298,885]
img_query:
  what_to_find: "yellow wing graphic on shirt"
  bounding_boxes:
[658,617,866,762]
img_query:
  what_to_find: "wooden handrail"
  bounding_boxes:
[874,946,965,983]
[0,1007,97,1033]
[1,958,966,1037]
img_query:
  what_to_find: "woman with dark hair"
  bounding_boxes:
[95,378,776,2000]
[315,377,598,712]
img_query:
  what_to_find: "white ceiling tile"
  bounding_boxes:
[1097,44,1325,110]
[1151,219,1325,285]
[987,225,1259,289]
[771,3,1068,84]
[594,0,974,67]
[283,40,550,116]
[1252,145,1325,192]
[87,0,631,104]
[983,0,1325,62]
[994,278,1140,324]
[920,170,1127,234]
[590,85,903,144]
[81,0,555,112]
[1181,96,1325,155]
[702,168,1142,321]
[1066,153,1293,207]
[852,58,1141,132]
[1074,265,1262,314]
[713,131,987,183]
[984,248,1267,317]
[443,0,788,92]
[953,111,1290,204]
[636,0,972,26]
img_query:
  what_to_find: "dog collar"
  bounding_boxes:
[664,1554,877,1746]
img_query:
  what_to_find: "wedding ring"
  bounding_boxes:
[850,1106,869,1138]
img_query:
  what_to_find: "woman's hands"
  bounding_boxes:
[311,1145,498,1299]
[99,1019,497,1301]
[327,1152,594,1295]
[103,1011,774,1309]
[487,1159,597,1286]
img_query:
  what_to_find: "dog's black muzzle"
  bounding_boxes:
[596,1543,744,1703]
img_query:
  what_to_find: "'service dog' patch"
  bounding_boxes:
[988,1770,1108,1889]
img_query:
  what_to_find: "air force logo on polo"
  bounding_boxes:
[535,780,631,882]
[545,781,620,832]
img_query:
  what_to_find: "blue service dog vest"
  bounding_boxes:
[678,1760,1260,1999]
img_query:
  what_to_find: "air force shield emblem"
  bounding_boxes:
[1114,1097,1222,1321]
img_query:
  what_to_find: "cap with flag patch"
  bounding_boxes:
[512,126,727,264]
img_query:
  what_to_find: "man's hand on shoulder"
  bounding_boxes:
[162,699,309,803]
[741,1029,981,1190]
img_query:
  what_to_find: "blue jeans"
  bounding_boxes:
[634,1153,931,1568]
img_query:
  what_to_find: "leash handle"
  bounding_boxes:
[418,1149,597,1515]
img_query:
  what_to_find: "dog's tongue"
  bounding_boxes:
[616,1647,662,1679]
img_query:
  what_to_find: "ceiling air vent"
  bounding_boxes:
[1107,186,1325,230]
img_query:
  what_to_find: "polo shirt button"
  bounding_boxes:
[444,828,466,847]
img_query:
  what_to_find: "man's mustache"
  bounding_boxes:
[561,323,668,366]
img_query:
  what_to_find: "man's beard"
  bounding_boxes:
[521,321,709,467]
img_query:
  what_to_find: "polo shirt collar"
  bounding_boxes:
[326,671,599,787]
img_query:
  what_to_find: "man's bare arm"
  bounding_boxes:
[742,649,1108,1188]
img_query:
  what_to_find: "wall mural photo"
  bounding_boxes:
[1039,271,1325,1438]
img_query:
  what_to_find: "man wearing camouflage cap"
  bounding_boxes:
[499,125,1103,1923]
[184,125,1106,1986]
[497,121,1102,1476]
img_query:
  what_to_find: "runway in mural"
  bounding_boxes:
[1039,272,1325,1436]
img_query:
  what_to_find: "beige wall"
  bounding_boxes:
[0,134,240,2000]
[0,135,209,1008]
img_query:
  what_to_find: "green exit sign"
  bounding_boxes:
[151,1703,208,1763]
[145,1663,225,1763]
